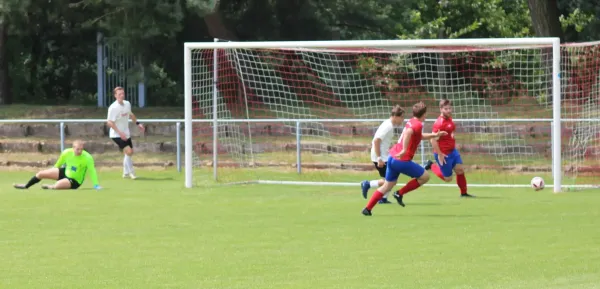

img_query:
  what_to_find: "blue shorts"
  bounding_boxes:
[434,148,463,177]
[384,156,425,182]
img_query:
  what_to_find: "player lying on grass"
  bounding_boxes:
[13,140,101,190]
[362,101,446,216]
[425,99,474,198]
[360,105,406,204]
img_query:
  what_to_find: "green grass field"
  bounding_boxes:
[2,168,600,289]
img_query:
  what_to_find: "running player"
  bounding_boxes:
[360,105,405,204]
[428,99,474,197]
[362,101,446,216]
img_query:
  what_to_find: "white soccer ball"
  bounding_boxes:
[530,177,545,191]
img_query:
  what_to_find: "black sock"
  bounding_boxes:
[25,176,40,188]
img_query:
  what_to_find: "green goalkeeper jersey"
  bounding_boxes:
[54,148,99,186]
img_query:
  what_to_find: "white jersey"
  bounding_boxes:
[370,119,396,162]
[107,100,132,138]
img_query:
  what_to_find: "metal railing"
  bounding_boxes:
[0,119,184,172]
[4,117,598,177]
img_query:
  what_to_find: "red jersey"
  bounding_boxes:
[432,115,456,154]
[389,118,423,161]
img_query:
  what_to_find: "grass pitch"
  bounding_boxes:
[1,168,600,289]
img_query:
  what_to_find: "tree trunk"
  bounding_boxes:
[0,18,11,104]
[203,0,237,41]
[528,0,566,105]
[204,12,238,41]
[527,0,564,41]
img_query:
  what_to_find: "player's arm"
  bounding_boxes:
[430,137,442,154]
[129,111,145,132]
[85,154,101,190]
[429,125,448,164]
[373,138,383,159]
[422,131,447,140]
[53,150,68,168]
[429,123,442,154]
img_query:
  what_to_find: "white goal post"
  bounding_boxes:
[184,38,565,191]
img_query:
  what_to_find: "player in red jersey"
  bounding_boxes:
[427,99,475,197]
[362,102,447,216]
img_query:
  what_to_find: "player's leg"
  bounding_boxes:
[13,168,60,189]
[393,161,430,206]
[362,180,397,216]
[377,163,392,204]
[453,151,474,197]
[362,165,399,215]
[41,178,75,190]
[123,139,136,179]
[431,152,455,182]
[361,162,386,199]
[112,138,130,177]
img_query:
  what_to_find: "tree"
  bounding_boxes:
[0,16,9,105]
[527,0,564,40]
[396,0,534,39]
[0,0,30,104]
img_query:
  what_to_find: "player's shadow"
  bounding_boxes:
[403,202,442,206]
[133,177,174,181]
[377,213,483,218]
[415,214,483,218]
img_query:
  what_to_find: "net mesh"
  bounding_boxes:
[189,41,600,188]
[561,42,600,188]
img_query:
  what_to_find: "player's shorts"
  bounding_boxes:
[434,148,463,178]
[384,156,425,182]
[58,167,81,189]
[372,161,387,178]
[111,137,133,150]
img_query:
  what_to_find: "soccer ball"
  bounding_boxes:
[530,177,545,191]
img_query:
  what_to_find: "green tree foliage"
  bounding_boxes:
[0,0,598,106]
[396,0,534,39]
[0,0,31,104]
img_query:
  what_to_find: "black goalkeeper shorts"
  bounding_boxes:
[111,138,133,150]
[58,167,81,189]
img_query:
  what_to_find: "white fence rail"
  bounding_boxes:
[3,118,599,178]
[0,119,186,171]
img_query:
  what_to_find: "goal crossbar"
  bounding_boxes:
[184,37,563,192]
[183,38,559,50]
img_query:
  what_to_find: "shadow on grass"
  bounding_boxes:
[376,213,484,218]
[399,202,443,206]
[132,177,175,181]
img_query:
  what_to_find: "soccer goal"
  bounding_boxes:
[184,38,600,192]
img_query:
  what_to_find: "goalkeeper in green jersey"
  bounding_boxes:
[13,140,101,190]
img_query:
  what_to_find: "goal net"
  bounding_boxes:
[184,38,600,191]
[561,41,600,190]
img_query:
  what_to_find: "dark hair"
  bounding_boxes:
[390,105,405,117]
[412,101,427,118]
[439,99,451,108]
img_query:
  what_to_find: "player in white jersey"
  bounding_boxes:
[360,105,405,203]
[106,86,145,179]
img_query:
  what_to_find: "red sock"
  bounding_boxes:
[399,179,421,195]
[366,190,384,210]
[431,163,445,180]
[457,173,467,194]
